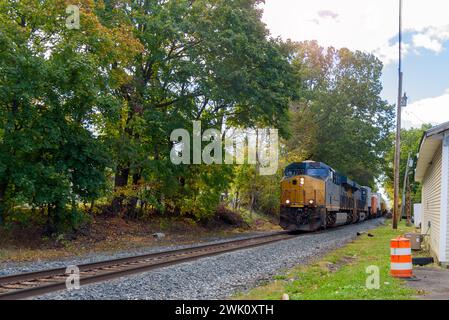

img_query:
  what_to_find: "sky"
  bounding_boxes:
[261,0,449,129]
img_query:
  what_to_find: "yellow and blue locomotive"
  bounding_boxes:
[280,161,371,231]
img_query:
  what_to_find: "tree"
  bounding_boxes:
[0,0,297,228]
[100,0,296,218]
[287,41,395,187]
[0,0,139,229]
[382,124,432,205]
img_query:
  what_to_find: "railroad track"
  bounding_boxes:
[0,231,297,300]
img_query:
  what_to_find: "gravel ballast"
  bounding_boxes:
[0,232,274,276]
[3,219,385,300]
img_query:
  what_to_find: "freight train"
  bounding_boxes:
[280,161,386,231]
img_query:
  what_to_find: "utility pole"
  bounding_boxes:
[393,0,403,230]
[401,152,411,220]
[402,153,414,226]
[406,180,412,227]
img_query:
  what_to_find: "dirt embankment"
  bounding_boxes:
[0,211,280,264]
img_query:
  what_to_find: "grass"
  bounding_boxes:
[235,220,421,300]
[237,208,281,231]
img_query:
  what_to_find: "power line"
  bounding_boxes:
[404,109,426,125]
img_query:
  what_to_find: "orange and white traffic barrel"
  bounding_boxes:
[390,237,413,278]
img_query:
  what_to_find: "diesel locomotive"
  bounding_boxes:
[280,161,384,231]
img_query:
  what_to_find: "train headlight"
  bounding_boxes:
[300,178,305,185]
[286,200,291,205]
[309,199,315,205]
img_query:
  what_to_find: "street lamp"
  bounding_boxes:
[401,92,408,107]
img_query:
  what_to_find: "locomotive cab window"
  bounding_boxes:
[306,168,328,179]
[284,168,305,178]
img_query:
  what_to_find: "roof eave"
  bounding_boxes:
[415,131,445,183]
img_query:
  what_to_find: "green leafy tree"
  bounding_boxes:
[287,41,395,187]
[382,124,432,204]
[0,0,139,229]
[100,0,295,218]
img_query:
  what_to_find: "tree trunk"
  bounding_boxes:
[234,190,239,210]
[89,200,95,215]
[126,173,141,219]
[140,200,145,216]
[44,203,62,236]
[250,130,260,215]
[0,182,6,226]
[111,164,130,216]
[406,183,412,227]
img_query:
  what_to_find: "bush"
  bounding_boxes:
[203,204,246,228]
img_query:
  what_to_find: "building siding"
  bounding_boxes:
[446,157,449,262]
[422,144,442,260]
[444,135,449,263]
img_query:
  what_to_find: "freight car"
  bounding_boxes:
[369,193,385,218]
[280,161,377,231]
[370,194,379,218]
[380,198,388,216]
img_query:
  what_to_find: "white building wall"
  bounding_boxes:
[421,145,442,260]
[442,134,449,263]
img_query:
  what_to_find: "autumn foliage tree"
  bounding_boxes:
[0,2,397,232]
[382,125,432,204]
[0,0,140,229]
[97,0,295,218]
[286,41,394,188]
[0,0,295,229]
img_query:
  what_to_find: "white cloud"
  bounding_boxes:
[262,0,449,65]
[402,91,449,129]
[377,42,410,66]
[412,34,443,53]
[412,25,449,53]
[317,10,339,20]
